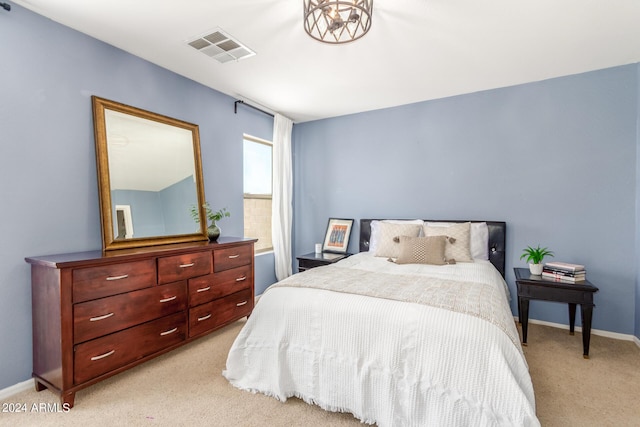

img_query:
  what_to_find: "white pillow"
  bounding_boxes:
[369,219,424,252]
[424,221,489,260]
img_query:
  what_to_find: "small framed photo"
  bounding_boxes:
[322,218,354,254]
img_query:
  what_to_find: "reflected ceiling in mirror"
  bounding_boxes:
[92,96,208,251]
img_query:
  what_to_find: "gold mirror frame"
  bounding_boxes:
[92,96,208,251]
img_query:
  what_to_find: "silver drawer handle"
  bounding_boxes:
[196,286,211,293]
[198,314,212,322]
[159,296,177,303]
[235,276,247,282]
[236,301,248,307]
[90,312,114,322]
[160,327,178,336]
[228,254,240,259]
[91,350,115,361]
[106,274,128,281]
[179,263,195,268]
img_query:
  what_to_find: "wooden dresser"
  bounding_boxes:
[25,237,256,408]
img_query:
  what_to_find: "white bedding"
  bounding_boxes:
[223,252,539,426]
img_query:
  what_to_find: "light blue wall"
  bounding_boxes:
[293,65,638,336]
[160,175,199,235]
[0,3,276,389]
[112,175,199,237]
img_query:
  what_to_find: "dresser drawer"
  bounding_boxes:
[188,288,253,338]
[74,311,186,385]
[74,281,187,344]
[214,245,252,272]
[188,265,252,306]
[73,259,156,303]
[157,251,212,284]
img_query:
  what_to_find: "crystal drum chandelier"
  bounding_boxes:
[303,0,373,44]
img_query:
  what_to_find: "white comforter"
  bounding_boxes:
[223,253,539,426]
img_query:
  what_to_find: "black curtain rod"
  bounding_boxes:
[234,100,274,118]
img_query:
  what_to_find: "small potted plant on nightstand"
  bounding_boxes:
[520,245,554,275]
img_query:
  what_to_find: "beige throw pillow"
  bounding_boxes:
[373,222,422,258]
[395,235,448,265]
[423,222,473,262]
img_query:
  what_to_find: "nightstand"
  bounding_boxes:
[514,267,599,358]
[296,252,352,272]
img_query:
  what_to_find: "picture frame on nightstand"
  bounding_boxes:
[322,218,354,254]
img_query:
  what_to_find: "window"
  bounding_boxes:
[243,135,273,253]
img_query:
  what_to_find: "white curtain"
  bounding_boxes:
[272,113,293,281]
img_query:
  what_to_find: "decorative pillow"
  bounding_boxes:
[423,222,473,262]
[425,221,489,260]
[395,235,448,265]
[369,220,424,252]
[373,222,422,258]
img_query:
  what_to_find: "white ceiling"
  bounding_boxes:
[12,0,640,123]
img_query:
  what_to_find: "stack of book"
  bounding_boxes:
[542,261,586,283]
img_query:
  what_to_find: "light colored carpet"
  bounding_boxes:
[1,320,639,426]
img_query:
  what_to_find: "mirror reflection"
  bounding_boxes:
[93,96,208,250]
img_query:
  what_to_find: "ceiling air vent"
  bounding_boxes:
[187,28,255,64]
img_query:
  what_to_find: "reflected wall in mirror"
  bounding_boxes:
[92,96,208,250]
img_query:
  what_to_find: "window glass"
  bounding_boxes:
[243,135,273,253]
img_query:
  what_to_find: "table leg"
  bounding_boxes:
[517,294,522,324]
[520,298,529,346]
[568,303,577,335]
[581,304,594,359]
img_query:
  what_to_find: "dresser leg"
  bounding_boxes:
[61,392,75,409]
[34,379,47,392]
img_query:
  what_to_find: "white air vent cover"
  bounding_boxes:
[187,28,255,63]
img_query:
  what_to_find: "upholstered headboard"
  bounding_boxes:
[359,219,507,278]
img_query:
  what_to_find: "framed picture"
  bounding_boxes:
[322,218,354,254]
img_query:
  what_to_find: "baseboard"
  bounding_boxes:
[634,335,640,349]
[0,379,32,401]
[515,316,637,342]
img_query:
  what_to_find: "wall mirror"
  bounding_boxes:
[92,96,208,251]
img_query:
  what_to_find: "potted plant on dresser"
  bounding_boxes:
[520,245,554,275]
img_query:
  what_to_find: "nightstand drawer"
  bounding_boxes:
[299,258,328,270]
[297,252,351,271]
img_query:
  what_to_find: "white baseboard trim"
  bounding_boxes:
[515,316,638,343]
[0,379,32,401]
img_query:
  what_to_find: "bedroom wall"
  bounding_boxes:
[292,64,638,336]
[0,3,276,390]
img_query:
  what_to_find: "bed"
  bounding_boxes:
[223,219,539,426]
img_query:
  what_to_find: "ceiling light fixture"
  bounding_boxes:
[303,0,373,44]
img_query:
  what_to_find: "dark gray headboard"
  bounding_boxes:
[359,219,507,278]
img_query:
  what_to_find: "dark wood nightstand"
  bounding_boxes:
[514,267,599,358]
[296,252,352,272]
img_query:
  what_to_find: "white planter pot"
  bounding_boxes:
[529,263,543,275]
